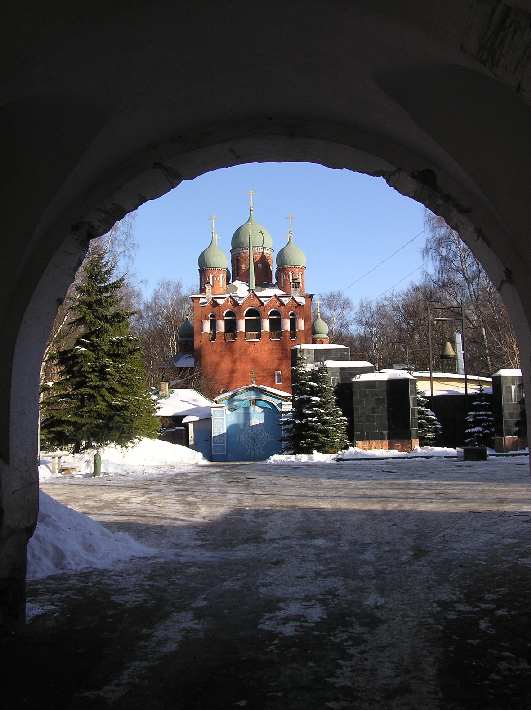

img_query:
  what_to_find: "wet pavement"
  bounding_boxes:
[6,456,531,709]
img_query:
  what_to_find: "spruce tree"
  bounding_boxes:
[41,247,159,452]
[464,384,494,447]
[312,364,349,454]
[290,353,321,453]
[290,355,348,454]
[416,386,443,446]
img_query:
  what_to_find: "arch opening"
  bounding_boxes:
[209,313,217,341]
[245,308,262,341]
[269,310,282,340]
[289,312,297,340]
[3,125,531,632]
[224,310,237,341]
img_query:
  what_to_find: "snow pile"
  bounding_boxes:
[267,451,338,464]
[92,439,205,468]
[340,446,458,459]
[267,446,459,463]
[41,438,206,478]
[27,490,153,579]
[38,459,55,480]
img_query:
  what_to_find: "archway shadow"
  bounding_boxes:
[5,501,531,709]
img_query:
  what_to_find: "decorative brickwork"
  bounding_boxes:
[232,248,273,286]
[199,267,228,294]
[276,266,305,295]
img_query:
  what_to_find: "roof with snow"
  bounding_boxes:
[324,360,373,368]
[192,280,305,306]
[293,344,348,350]
[214,384,292,402]
[413,371,492,382]
[171,353,196,368]
[156,388,213,419]
[354,369,415,382]
[492,368,522,377]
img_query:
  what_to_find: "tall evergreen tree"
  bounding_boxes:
[416,386,443,446]
[41,247,159,452]
[290,355,348,454]
[313,364,349,454]
[289,353,321,453]
[464,384,495,447]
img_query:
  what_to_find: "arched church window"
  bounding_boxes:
[224,310,236,341]
[245,308,261,340]
[269,310,281,340]
[209,313,216,341]
[289,312,297,339]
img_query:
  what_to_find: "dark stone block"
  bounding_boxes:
[463,446,488,461]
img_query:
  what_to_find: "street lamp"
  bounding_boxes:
[427,303,468,401]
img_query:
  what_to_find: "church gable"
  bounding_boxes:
[240,292,263,310]
[282,295,305,310]
[217,295,239,311]
[263,294,285,311]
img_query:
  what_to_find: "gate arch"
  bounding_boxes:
[2,1,531,628]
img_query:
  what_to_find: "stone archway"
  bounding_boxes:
[2,0,531,630]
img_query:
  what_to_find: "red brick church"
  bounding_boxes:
[178,195,330,395]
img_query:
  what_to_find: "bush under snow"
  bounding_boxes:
[28,490,153,579]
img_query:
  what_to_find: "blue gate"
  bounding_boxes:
[225,397,282,461]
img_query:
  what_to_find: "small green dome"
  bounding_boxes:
[198,233,228,269]
[312,302,329,336]
[232,213,273,250]
[178,318,194,340]
[312,316,329,336]
[276,232,306,267]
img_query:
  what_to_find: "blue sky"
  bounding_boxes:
[133,162,426,302]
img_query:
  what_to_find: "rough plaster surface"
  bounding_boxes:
[1,0,531,628]
[5,457,531,708]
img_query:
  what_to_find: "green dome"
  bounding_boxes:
[231,214,273,250]
[178,318,194,339]
[312,316,329,336]
[198,233,228,269]
[312,303,329,336]
[276,232,306,267]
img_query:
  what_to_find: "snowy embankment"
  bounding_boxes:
[28,490,153,579]
[40,437,206,480]
[267,446,459,464]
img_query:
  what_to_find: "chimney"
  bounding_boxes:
[159,381,169,398]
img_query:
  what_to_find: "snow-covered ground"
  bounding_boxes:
[28,454,531,709]
[33,441,528,583]
[33,438,206,579]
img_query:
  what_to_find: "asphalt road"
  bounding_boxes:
[8,457,531,709]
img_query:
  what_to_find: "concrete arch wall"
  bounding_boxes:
[2,0,531,630]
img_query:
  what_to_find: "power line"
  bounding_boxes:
[343,228,425,291]
[375,264,425,299]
